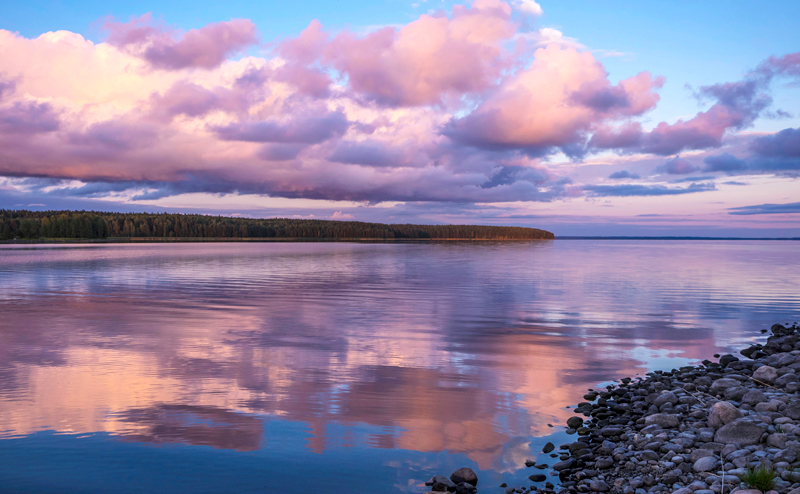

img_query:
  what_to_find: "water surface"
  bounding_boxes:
[1,240,799,493]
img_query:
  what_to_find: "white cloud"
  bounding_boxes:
[512,0,543,16]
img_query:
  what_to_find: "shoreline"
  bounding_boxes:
[522,322,800,494]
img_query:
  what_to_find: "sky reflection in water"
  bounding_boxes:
[0,240,799,493]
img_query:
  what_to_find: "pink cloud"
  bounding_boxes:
[105,15,258,70]
[280,0,515,106]
[446,45,663,153]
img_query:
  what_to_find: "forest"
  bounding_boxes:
[0,210,554,241]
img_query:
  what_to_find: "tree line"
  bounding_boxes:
[0,210,554,240]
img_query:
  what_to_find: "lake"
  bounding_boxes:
[1,240,799,493]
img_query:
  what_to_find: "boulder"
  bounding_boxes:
[542,441,555,453]
[450,467,478,487]
[710,378,740,395]
[776,373,798,388]
[772,323,791,336]
[590,479,610,492]
[553,459,575,471]
[714,418,768,445]
[753,365,778,384]
[690,449,714,462]
[708,401,742,429]
[528,474,546,482]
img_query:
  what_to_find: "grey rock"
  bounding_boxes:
[528,474,546,482]
[645,414,680,428]
[784,402,800,420]
[692,456,719,472]
[596,458,614,469]
[455,482,477,494]
[709,378,740,395]
[708,402,742,429]
[753,365,779,384]
[450,467,478,487]
[714,418,768,445]
[776,373,798,388]
[775,448,797,463]
[742,389,768,405]
[767,433,788,449]
[542,441,554,453]
[553,459,575,471]
[590,480,610,492]
[690,449,714,462]
[654,391,678,408]
[639,450,660,461]
[432,475,456,491]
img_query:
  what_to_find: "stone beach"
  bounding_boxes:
[429,322,800,494]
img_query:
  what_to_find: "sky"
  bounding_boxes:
[0,0,798,236]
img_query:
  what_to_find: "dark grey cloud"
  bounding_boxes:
[583,182,715,197]
[728,202,800,215]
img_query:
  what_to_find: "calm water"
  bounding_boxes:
[1,240,799,493]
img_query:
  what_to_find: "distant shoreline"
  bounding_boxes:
[1,236,797,245]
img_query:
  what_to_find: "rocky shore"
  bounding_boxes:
[429,322,800,494]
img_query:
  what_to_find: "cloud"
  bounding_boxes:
[331,211,355,219]
[608,170,640,180]
[446,45,663,155]
[104,14,258,70]
[582,182,716,197]
[750,127,800,158]
[214,111,349,144]
[703,153,747,173]
[590,51,800,156]
[0,75,17,101]
[0,100,60,135]
[655,156,698,175]
[279,0,515,106]
[728,202,800,215]
[511,0,542,16]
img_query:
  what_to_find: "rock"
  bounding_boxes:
[776,373,799,388]
[528,474,546,482]
[708,401,742,429]
[455,482,477,494]
[767,433,788,449]
[542,441,554,453]
[742,389,768,405]
[753,365,778,384]
[639,450,660,461]
[567,416,584,429]
[775,448,797,463]
[720,354,740,366]
[710,378,740,395]
[772,323,791,336]
[654,391,678,408]
[600,427,623,437]
[690,449,714,462]
[431,475,456,491]
[596,458,614,469]
[670,488,692,494]
[450,467,478,487]
[553,458,575,471]
[714,418,768,445]
[692,456,718,472]
[645,414,680,428]
[590,480,610,492]
[783,402,800,420]
[524,459,536,467]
